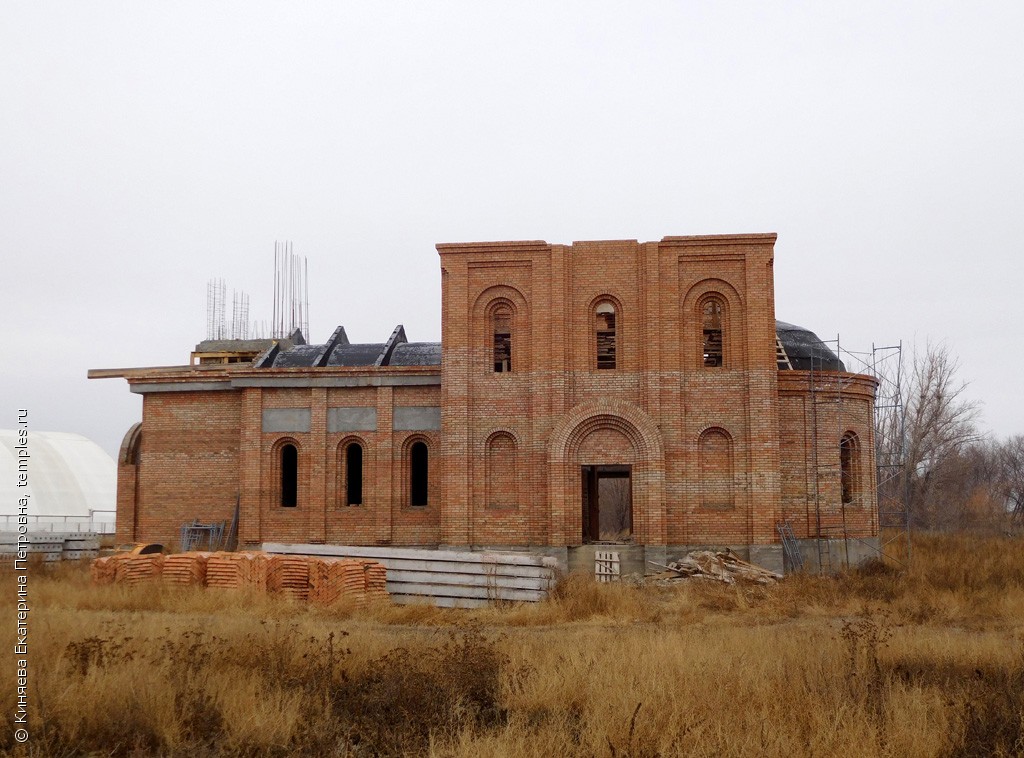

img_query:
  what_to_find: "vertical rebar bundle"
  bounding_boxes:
[272,241,310,339]
[206,278,227,340]
[230,290,250,340]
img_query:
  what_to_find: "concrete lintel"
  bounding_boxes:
[262,408,311,433]
[327,407,377,433]
[130,381,233,394]
[393,406,442,431]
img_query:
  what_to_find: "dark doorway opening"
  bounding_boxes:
[281,444,298,507]
[346,443,363,506]
[581,465,632,542]
[410,441,429,506]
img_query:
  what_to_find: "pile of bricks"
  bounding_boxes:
[90,551,389,607]
[90,555,123,585]
[266,555,310,601]
[117,555,165,585]
[362,560,389,603]
[206,552,268,590]
[308,558,368,607]
[162,552,211,586]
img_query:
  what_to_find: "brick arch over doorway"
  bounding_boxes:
[547,400,666,546]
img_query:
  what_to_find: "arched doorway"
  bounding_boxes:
[547,401,666,546]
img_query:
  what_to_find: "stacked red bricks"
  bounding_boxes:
[90,555,123,585]
[362,560,389,603]
[205,552,268,589]
[266,555,310,600]
[162,552,211,586]
[308,558,368,607]
[117,554,164,585]
[90,552,389,606]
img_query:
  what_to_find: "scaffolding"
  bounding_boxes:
[869,343,910,561]
[802,338,908,572]
[179,519,226,552]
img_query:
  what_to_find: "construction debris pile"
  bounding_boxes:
[91,551,389,606]
[650,550,783,585]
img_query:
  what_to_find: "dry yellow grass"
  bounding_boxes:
[1,532,1022,757]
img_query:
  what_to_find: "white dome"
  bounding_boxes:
[0,430,115,518]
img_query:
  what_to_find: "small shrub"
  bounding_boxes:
[334,623,517,756]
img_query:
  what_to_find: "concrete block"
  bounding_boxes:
[393,406,442,431]
[748,544,784,575]
[327,407,377,433]
[261,408,311,433]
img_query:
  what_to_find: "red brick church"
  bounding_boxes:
[92,234,879,573]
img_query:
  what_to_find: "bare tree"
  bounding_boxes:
[921,440,1003,531]
[887,342,983,529]
[997,435,1024,525]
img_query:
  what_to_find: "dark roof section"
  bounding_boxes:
[262,324,443,369]
[270,344,323,368]
[776,321,845,372]
[390,342,442,366]
[326,343,387,367]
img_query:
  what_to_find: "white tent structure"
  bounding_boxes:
[0,430,115,533]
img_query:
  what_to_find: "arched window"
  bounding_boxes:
[345,442,363,506]
[280,443,298,507]
[493,304,512,372]
[840,432,859,505]
[699,428,734,509]
[595,302,616,369]
[702,297,724,368]
[486,433,518,508]
[410,441,429,507]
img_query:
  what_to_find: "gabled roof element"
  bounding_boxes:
[313,326,350,367]
[376,325,407,367]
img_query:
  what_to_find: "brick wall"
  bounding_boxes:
[121,376,444,548]
[778,372,879,539]
[114,233,877,551]
[134,391,241,545]
[438,234,790,548]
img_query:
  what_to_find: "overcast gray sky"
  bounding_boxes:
[3,1,1022,458]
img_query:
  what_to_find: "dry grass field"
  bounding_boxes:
[2,532,1022,757]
